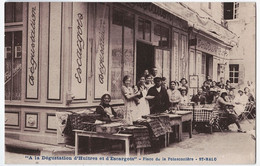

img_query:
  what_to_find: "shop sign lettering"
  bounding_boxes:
[74,13,84,84]
[97,19,106,84]
[197,38,218,55]
[94,4,109,99]
[27,3,39,99]
[71,3,87,100]
[29,6,37,86]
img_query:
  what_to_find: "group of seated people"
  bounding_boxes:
[95,71,255,133]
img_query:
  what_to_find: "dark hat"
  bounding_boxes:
[154,77,162,82]
[238,89,244,93]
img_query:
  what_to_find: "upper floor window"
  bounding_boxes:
[224,2,239,20]
[229,64,239,83]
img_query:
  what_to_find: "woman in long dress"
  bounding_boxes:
[136,76,150,117]
[121,75,140,125]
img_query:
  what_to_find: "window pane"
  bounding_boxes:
[5,3,13,23]
[235,72,239,77]
[14,2,23,22]
[5,32,12,100]
[12,31,22,100]
[230,78,233,83]
[111,9,123,99]
[123,13,134,79]
[138,19,144,40]
[230,72,233,77]
[234,78,238,83]
[235,65,239,71]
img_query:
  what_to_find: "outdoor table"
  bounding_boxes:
[73,129,134,156]
[175,111,193,138]
[161,113,182,142]
[179,105,215,133]
[141,115,169,147]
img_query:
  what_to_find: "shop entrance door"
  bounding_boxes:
[136,41,154,82]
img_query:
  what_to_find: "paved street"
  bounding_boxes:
[5,119,256,165]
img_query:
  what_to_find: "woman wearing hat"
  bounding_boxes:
[214,91,245,132]
[179,88,189,106]
[233,89,248,116]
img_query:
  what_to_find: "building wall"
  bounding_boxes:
[183,2,223,24]
[227,3,256,86]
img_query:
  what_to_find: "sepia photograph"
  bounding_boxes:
[2,1,257,165]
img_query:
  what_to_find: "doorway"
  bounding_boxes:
[136,41,154,82]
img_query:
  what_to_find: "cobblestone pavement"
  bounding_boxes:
[5,119,256,165]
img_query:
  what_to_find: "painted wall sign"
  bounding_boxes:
[123,3,188,30]
[71,3,87,100]
[48,2,62,100]
[94,4,109,99]
[26,2,39,99]
[217,47,229,58]
[197,38,218,55]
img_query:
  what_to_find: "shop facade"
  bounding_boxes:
[188,30,232,88]
[5,2,190,145]
[5,2,235,145]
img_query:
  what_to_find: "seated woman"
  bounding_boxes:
[233,89,248,116]
[179,88,189,106]
[214,91,245,133]
[95,93,117,122]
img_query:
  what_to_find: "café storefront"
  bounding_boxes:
[5,2,190,145]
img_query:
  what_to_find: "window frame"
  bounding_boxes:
[5,2,25,101]
[110,7,135,100]
[229,64,239,84]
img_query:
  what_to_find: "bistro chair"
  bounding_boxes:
[238,102,256,123]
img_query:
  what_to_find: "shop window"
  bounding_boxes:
[153,24,169,48]
[229,64,239,83]
[5,31,23,100]
[5,2,23,101]
[5,2,23,23]
[111,9,134,99]
[138,18,151,41]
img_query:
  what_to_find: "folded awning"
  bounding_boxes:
[153,2,238,46]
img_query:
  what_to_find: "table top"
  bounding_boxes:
[175,111,192,115]
[73,129,132,137]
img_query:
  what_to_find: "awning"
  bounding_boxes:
[153,2,238,47]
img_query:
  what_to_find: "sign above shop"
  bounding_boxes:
[191,37,230,58]
[197,38,218,55]
[121,3,188,30]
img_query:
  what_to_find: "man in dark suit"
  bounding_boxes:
[147,77,169,114]
[191,88,206,105]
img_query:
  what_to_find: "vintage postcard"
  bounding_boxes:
[3,1,256,165]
